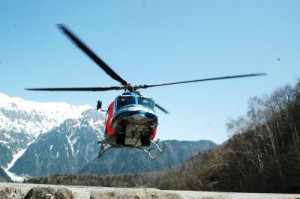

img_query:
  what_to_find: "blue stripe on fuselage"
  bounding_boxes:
[112,109,157,124]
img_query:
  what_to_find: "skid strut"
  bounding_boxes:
[97,140,113,158]
[97,139,166,160]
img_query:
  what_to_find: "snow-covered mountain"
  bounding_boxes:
[0,93,216,181]
[0,93,103,180]
[10,109,104,177]
[0,93,91,138]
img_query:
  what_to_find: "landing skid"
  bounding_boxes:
[97,139,167,160]
[140,139,167,160]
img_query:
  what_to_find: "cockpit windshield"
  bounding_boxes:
[116,95,155,110]
[138,97,154,109]
[117,96,135,110]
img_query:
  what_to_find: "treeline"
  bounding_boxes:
[26,80,300,193]
[181,80,300,193]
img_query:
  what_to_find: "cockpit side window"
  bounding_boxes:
[117,96,135,110]
[138,97,154,109]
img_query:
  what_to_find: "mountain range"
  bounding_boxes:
[0,93,216,181]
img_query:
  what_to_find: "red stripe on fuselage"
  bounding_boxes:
[150,128,157,139]
[106,102,115,137]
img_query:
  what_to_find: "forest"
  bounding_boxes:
[27,80,300,193]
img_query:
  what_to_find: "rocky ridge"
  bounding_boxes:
[1,183,300,199]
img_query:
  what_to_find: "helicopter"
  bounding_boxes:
[26,24,266,160]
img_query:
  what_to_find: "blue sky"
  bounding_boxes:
[1,0,299,143]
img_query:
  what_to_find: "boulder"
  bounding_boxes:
[24,186,74,199]
[0,186,22,199]
[90,188,184,199]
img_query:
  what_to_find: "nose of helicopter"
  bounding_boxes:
[132,113,147,120]
[112,105,158,126]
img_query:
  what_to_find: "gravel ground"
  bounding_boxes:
[1,182,299,199]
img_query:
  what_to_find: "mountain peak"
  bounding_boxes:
[0,93,93,137]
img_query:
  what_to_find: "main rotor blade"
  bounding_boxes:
[155,103,170,114]
[58,24,128,86]
[141,73,267,89]
[26,86,123,92]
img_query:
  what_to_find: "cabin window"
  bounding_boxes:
[138,97,154,109]
[117,96,135,110]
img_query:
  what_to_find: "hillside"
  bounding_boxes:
[79,140,216,175]
[26,140,216,186]
[152,80,300,192]
[0,168,11,182]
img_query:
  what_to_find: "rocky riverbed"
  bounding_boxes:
[1,182,299,199]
